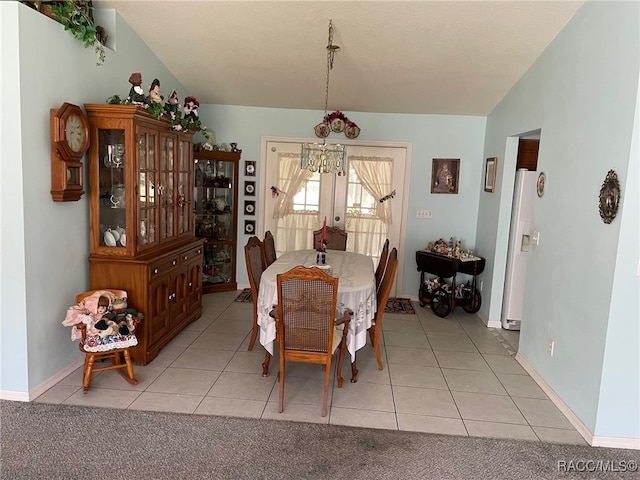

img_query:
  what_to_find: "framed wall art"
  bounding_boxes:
[431,158,460,194]
[244,200,255,216]
[244,160,256,177]
[244,181,255,196]
[244,220,256,235]
[484,157,497,193]
[598,169,620,224]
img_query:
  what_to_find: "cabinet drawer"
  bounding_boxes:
[149,255,180,279]
[181,245,204,264]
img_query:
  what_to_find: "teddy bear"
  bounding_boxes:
[94,297,142,336]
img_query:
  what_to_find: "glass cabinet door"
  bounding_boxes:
[160,133,175,242]
[97,128,127,249]
[138,128,157,248]
[194,157,235,286]
[177,138,191,235]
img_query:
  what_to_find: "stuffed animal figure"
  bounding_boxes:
[127,72,146,105]
[95,297,142,336]
[183,96,199,120]
[62,290,119,341]
[148,78,163,104]
[164,89,179,118]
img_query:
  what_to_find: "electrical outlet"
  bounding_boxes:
[548,340,555,356]
[416,209,432,219]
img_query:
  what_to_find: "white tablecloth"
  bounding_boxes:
[257,250,377,362]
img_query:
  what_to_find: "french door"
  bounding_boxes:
[261,140,408,280]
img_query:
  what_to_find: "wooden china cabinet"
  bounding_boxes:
[85,104,204,365]
[193,149,240,293]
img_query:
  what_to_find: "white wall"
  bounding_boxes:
[0,3,189,396]
[480,1,639,440]
[197,104,487,294]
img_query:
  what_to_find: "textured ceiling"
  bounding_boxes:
[93,1,583,116]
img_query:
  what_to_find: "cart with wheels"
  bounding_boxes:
[416,250,485,318]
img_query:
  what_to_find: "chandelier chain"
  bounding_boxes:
[300,19,346,175]
[324,19,339,120]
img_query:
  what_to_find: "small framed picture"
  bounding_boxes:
[245,161,256,176]
[244,181,255,196]
[244,220,255,235]
[431,158,460,194]
[537,171,546,197]
[244,200,255,215]
[484,157,497,193]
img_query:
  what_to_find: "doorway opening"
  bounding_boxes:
[501,131,540,349]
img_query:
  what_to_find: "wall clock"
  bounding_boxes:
[50,102,90,201]
[598,169,621,224]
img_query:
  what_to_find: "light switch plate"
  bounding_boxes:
[532,230,540,245]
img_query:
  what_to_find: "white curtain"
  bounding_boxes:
[349,156,393,224]
[272,153,312,219]
[275,213,317,252]
[347,156,393,258]
[272,152,316,252]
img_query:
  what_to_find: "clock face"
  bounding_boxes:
[65,114,86,152]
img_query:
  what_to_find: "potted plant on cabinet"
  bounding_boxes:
[23,1,106,65]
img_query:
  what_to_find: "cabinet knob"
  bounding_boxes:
[154,268,159,274]
[184,255,188,260]
[188,282,193,287]
[168,294,172,300]
[172,260,177,266]
[197,249,202,254]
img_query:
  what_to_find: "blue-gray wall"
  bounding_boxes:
[480,1,639,441]
[195,105,486,296]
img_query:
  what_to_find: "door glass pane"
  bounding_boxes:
[139,131,156,247]
[97,128,126,248]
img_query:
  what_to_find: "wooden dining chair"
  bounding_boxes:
[263,230,277,267]
[245,236,266,351]
[374,239,390,291]
[368,247,398,371]
[72,289,141,393]
[313,226,348,251]
[267,265,352,417]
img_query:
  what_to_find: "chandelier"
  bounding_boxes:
[301,20,347,175]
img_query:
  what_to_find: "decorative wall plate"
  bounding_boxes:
[599,169,620,224]
[536,172,546,197]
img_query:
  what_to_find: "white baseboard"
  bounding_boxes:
[30,359,84,400]
[592,435,640,450]
[1,359,83,402]
[0,390,30,401]
[515,353,640,450]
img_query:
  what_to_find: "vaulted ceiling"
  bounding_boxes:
[94,1,584,116]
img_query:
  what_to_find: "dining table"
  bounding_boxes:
[257,249,377,378]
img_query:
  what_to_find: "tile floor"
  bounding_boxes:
[37,291,586,445]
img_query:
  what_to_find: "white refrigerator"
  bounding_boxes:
[502,169,537,330]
